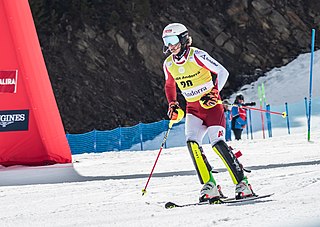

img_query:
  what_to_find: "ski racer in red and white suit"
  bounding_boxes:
[162,23,254,202]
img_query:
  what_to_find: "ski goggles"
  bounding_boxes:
[163,35,180,47]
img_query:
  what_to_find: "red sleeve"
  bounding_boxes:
[164,65,177,103]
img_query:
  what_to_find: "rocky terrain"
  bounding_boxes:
[29,0,320,133]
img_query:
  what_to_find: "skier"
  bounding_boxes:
[162,23,254,202]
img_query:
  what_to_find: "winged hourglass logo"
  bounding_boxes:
[0,110,29,132]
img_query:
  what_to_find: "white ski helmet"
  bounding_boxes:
[162,23,188,47]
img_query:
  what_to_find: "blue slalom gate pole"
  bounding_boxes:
[285,102,290,135]
[225,110,232,141]
[248,109,253,140]
[246,109,249,139]
[266,104,272,137]
[304,97,308,119]
[307,29,315,141]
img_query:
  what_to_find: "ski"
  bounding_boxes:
[221,193,274,204]
[165,193,274,209]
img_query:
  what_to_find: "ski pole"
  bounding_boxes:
[142,109,184,196]
[218,100,287,118]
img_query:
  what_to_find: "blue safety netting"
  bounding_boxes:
[66,131,95,154]
[66,120,183,154]
[66,97,320,154]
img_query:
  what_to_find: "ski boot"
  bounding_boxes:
[235,176,255,199]
[199,182,221,204]
[217,185,227,199]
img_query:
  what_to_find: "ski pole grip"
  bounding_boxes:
[169,108,185,128]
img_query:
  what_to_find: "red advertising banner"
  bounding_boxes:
[0,0,72,167]
[0,70,17,93]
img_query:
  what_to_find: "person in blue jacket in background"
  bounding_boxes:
[231,95,255,140]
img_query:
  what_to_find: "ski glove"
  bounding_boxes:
[167,101,181,120]
[200,88,219,109]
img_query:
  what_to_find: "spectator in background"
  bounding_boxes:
[223,99,232,141]
[231,95,247,140]
[231,95,255,140]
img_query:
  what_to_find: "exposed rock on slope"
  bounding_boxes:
[29,0,320,133]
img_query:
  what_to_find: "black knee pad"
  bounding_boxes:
[213,140,244,184]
